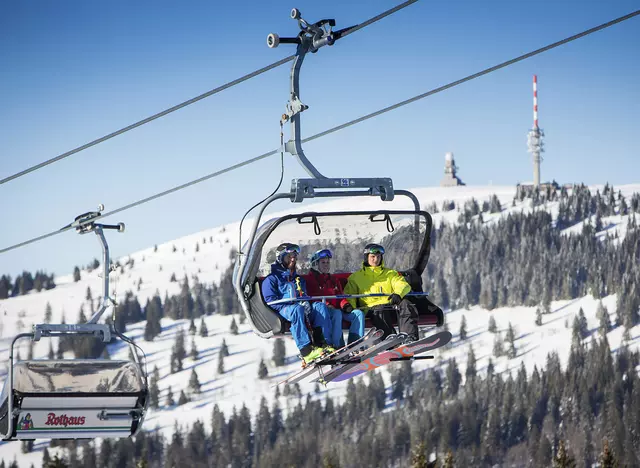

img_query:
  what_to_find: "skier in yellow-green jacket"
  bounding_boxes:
[342,243,419,343]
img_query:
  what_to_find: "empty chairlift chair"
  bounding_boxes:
[0,207,148,440]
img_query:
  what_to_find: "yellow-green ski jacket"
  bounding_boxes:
[343,260,411,310]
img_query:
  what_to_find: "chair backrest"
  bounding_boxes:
[1,360,147,440]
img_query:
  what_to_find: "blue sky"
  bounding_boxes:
[1,0,639,277]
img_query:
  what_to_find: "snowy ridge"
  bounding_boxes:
[0,183,639,466]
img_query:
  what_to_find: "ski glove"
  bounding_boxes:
[342,303,354,314]
[389,293,402,305]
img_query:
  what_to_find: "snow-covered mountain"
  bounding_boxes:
[1,183,639,467]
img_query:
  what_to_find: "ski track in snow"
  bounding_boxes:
[0,183,639,466]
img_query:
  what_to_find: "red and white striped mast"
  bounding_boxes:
[527,75,545,187]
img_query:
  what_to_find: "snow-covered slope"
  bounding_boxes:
[0,183,639,467]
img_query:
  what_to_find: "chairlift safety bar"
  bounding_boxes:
[266,291,430,306]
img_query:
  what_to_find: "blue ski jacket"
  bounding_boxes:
[261,263,307,312]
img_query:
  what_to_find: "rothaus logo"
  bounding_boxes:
[45,413,86,427]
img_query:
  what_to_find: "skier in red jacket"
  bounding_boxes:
[305,248,365,347]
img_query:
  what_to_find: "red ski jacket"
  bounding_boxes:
[304,269,349,310]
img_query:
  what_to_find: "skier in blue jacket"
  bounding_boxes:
[261,243,336,364]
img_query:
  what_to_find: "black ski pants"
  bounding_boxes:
[369,298,419,340]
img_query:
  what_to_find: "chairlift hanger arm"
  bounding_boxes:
[267,8,393,194]
[62,204,126,325]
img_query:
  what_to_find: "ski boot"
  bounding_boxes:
[301,346,328,366]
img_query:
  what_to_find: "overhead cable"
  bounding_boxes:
[0,0,419,187]
[0,57,294,187]
[1,8,638,255]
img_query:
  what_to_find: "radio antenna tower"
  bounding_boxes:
[527,75,545,187]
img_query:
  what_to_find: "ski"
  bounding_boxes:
[329,330,452,383]
[272,328,384,387]
[316,333,409,384]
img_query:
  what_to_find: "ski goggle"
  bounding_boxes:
[310,249,332,264]
[363,244,385,255]
[276,243,300,256]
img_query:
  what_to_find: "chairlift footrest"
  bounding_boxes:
[33,324,112,342]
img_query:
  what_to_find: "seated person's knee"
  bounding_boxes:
[290,304,305,318]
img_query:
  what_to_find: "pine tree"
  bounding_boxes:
[86,286,92,302]
[170,329,186,373]
[220,338,230,357]
[77,304,87,324]
[165,386,175,406]
[543,293,552,314]
[535,306,543,326]
[321,451,340,468]
[537,435,553,467]
[217,352,225,375]
[571,316,582,348]
[143,305,157,342]
[20,440,33,453]
[553,440,576,468]
[446,358,461,397]
[47,341,54,359]
[199,317,208,337]
[238,312,246,324]
[599,439,619,468]
[258,358,268,380]
[465,345,477,382]
[272,338,286,366]
[443,450,455,468]
[178,390,189,405]
[488,315,497,333]
[42,448,50,466]
[229,317,239,335]
[486,358,494,378]
[410,442,428,468]
[73,266,81,282]
[44,302,52,323]
[188,318,197,335]
[493,332,503,358]
[459,315,467,340]
[577,307,589,338]
[188,369,201,394]
[506,322,517,358]
[190,338,199,361]
[596,300,611,335]
[149,367,160,409]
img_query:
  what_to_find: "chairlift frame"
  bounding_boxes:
[233,9,443,339]
[1,206,148,441]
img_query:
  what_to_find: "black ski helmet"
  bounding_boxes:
[363,243,385,265]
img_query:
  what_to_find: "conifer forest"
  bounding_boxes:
[4,184,640,467]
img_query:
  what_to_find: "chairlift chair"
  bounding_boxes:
[233,9,444,340]
[0,206,148,441]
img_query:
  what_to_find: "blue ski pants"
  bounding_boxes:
[330,307,365,348]
[278,301,333,350]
